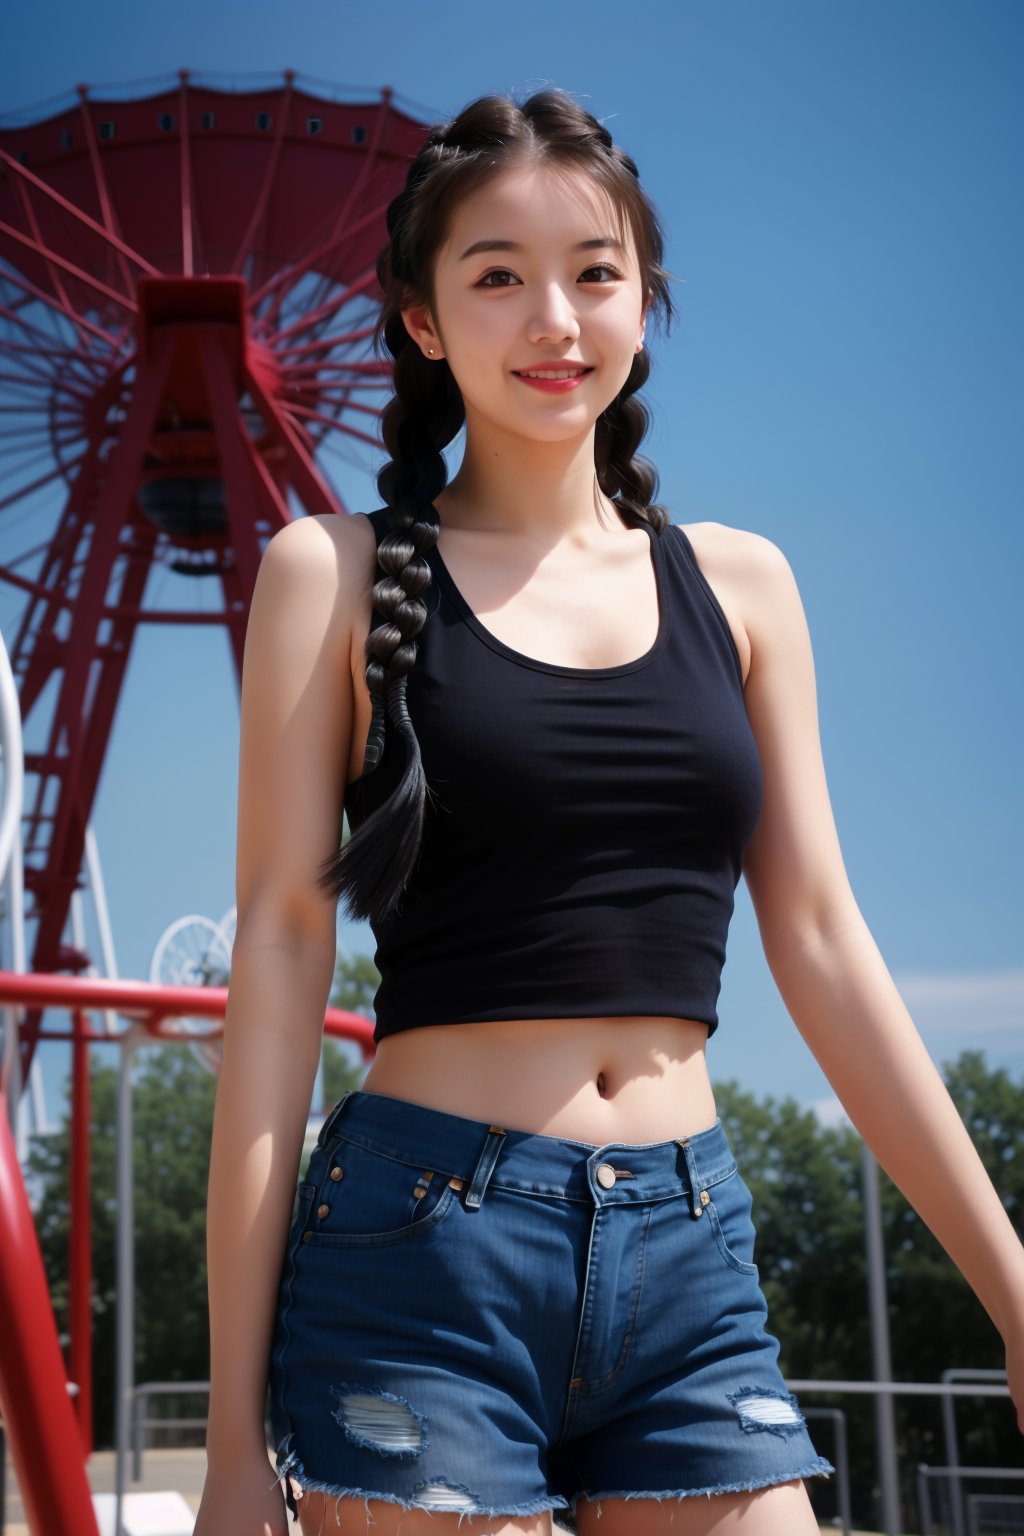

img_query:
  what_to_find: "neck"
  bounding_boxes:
[435,437,626,546]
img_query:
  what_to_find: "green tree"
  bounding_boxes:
[24,950,378,1448]
[883,1050,1022,1483]
[25,1045,218,1449]
[713,1050,1022,1528]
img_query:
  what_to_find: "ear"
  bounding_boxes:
[401,299,443,360]
[640,292,652,336]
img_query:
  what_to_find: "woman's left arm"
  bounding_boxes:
[730,527,1024,1433]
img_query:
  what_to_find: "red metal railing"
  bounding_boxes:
[0,969,372,1536]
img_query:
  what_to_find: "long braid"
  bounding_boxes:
[595,140,671,537]
[596,349,670,537]
[314,147,465,923]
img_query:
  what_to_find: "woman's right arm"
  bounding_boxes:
[199,513,364,1510]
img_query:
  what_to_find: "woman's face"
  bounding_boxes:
[406,163,648,443]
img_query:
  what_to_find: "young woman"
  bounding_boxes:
[197,87,1024,1536]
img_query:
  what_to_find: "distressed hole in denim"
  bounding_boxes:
[730,1385,806,1438]
[329,1381,426,1458]
[412,1475,479,1512]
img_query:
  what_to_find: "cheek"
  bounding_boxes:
[444,296,511,358]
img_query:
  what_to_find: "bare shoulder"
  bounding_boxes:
[674,520,793,687]
[259,510,376,595]
[676,519,789,586]
[254,512,379,653]
[236,513,381,939]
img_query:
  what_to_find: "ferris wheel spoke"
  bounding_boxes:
[274,270,380,348]
[0,242,132,350]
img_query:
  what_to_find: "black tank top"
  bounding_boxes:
[345,504,763,1043]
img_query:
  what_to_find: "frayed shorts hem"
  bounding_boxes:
[270,1435,572,1524]
[567,1456,837,1509]
[270,1432,835,1525]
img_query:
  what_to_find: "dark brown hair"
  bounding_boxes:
[316,86,679,925]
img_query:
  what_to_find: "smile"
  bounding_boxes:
[514,368,592,379]
[512,368,594,394]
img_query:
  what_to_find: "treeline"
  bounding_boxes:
[24,963,1021,1530]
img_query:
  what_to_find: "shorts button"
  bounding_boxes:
[330,1166,344,1181]
[596,1163,617,1189]
[317,1203,330,1219]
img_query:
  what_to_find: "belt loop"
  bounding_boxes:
[318,1089,354,1150]
[464,1124,507,1210]
[677,1138,706,1219]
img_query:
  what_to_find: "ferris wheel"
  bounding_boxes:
[148,905,236,1074]
[0,70,437,1083]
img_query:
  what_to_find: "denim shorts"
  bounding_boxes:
[267,1088,834,1525]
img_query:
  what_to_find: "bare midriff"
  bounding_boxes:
[360,1014,718,1146]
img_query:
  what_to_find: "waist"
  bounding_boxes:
[315,1086,738,1201]
[360,1014,716,1144]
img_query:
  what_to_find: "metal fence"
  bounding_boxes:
[788,1376,1017,1536]
[131,1381,211,1479]
[916,1468,1024,1536]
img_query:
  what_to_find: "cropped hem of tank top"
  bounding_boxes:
[344,502,764,1046]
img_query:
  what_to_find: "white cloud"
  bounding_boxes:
[892,966,1024,1032]
[892,966,1024,1070]
[804,967,1023,1124]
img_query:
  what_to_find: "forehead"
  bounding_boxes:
[441,163,630,258]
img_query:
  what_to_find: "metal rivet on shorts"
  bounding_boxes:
[302,1231,312,1242]
[448,1176,464,1190]
[330,1166,343,1181]
[317,1203,330,1219]
[413,1186,427,1199]
[699,1189,710,1206]
[596,1163,617,1189]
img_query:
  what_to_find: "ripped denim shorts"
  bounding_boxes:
[267,1088,834,1526]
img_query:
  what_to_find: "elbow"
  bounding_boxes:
[758,892,871,974]
[235,884,339,955]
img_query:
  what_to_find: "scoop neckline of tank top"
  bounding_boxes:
[426,506,671,679]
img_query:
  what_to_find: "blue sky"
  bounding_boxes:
[2,0,1021,1137]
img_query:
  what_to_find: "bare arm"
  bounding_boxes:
[732,530,1024,1427]
[205,512,364,1463]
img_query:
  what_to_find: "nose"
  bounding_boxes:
[526,282,581,346]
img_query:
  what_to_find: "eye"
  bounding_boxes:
[580,264,623,282]
[475,264,624,288]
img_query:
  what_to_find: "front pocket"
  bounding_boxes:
[302,1136,460,1248]
[705,1167,760,1276]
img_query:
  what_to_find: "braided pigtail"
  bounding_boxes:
[315,138,466,925]
[315,86,678,925]
[595,345,669,536]
[595,139,672,537]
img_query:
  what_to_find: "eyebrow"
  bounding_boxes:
[457,236,626,262]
